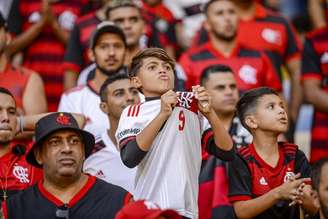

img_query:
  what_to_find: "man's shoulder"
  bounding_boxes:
[63,85,90,96]
[93,178,128,196]
[182,43,215,62]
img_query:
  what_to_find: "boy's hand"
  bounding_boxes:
[275,174,311,202]
[192,85,212,116]
[159,90,178,119]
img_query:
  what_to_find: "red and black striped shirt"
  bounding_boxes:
[179,41,282,92]
[192,3,301,79]
[301,26,328,163]
[63,11,102,74]
[227,142,311,219]
[8,0,84,111]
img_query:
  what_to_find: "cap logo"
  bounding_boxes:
[56,113,71,125]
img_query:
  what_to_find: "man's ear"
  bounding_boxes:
[88,48,95,62]
[204,19,211,32]
[245,115,258,130]
[100,102,109,114]
[131,76,142,89]
[34,147,43,166]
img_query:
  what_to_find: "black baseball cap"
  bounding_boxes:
[90,21,126,49]
[26,112,95,168]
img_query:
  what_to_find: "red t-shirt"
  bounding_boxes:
[0,142,43,201]
[179,41,282,92]
[0,64,33,111]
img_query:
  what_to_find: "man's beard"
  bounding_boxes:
[213,30,236,42]
[96,63,119,77]
[320,198,328,219]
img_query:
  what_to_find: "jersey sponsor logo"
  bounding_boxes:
[13,164,30,184]
[177,92,194,109]
[238,65,258,84]
[321,52,328,64]
[261,28,282,45]
[117,128,141,139]
[259,177,268,185]
[128,104,142,117]
[58,11,77,31]
[28,12,41,23]
[283,171,295,182]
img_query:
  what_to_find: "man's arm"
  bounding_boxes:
[136,90,177,151]
[286,58,302,123]
[22,73,47,114]
[304,79,328,113]
[308,0,327,29]
[193,86,233,155]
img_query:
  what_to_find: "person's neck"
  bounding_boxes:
[215,111,235,131]
[125,45,141,66]
[252,130,280,167]
[43,173,88,204]
[234,1,256,21]
[0,143,11,157]
[107,116,119,145]
[210,36,237,58]
[0,53,8,72]
[91,71,108,93]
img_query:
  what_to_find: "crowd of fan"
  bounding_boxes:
[0,0,328,219]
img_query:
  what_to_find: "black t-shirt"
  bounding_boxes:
[227,142,311,219]
[4,175,129,219]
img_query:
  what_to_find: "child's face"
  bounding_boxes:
[251,94,288,133]
[133,57,175,97]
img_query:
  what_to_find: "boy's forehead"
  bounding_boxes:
[258,94,281,104]
[143,57,168,65]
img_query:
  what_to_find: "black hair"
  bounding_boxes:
[0,12,6,29]
[99,71,130,102]
[236,87,279,131]
[312,157,328,191]
[200,64,233,86]
[0,87,15,99]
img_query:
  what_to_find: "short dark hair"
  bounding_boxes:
[99,71,130,102]
[236,87,279,131]
[0,87,15,100]
[312,157,328,191]
[106,0,142,19]
[0,12,6,29]
[200,64,233,86]
[129,47,175,77]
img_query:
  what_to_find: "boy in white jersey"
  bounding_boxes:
[115,48,234,219]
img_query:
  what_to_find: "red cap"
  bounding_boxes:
[115,200,182,219]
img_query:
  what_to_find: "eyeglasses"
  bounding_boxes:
[56,205,69,219]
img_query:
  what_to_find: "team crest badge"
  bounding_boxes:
[56,113,71,125]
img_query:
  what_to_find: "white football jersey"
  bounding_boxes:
[83,132,136,193]
[58,84,109,140]
[116,92,203,219]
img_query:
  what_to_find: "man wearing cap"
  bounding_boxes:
[115,200,182,219]
[58,21,127,139]
[2,112,130,219]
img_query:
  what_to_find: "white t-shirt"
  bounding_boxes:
[83,132,136,193]
[58,84,109,140]
[116,92,203,219]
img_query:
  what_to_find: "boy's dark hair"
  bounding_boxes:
[0,12,6,29]
[106,0,142,19]
[0,87,15,100]
[200,64,233,86]
[99,71,130,102]
[312,157,328,191]
[236,87,279,131]
[129,48,175,78]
